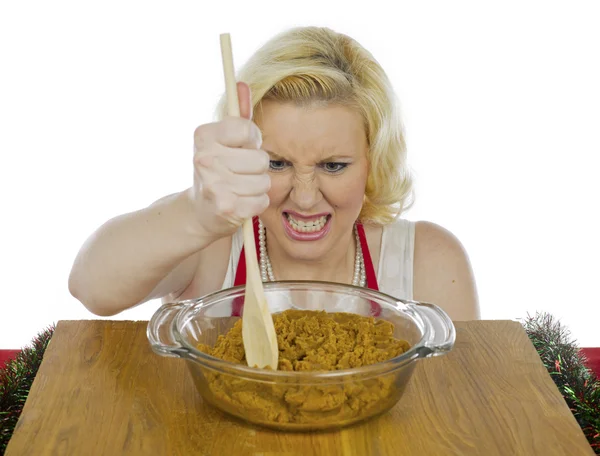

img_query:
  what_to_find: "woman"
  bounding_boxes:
[68,26,480,321]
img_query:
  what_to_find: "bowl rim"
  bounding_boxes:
[171,280,432,379]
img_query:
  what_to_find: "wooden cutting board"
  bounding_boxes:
[5,320,594,455]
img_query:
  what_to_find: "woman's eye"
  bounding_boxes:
[269,160,288,171]
[322,162,348,173]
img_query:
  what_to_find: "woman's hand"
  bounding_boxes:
[191,82,270,239]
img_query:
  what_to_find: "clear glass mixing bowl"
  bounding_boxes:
[147,281,455,431]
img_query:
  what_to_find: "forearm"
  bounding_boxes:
[68,188,214,316]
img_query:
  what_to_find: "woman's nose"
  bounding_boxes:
[289,173,322,210]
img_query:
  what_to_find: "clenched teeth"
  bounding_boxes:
[286,214,328,232]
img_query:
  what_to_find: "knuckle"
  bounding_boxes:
[239,195,269,218]
[254,149,270,171]
[248,122,263,147]
[193,123,212,145]
[260,197,270,213]
[261,174,271,192]
[201,184,216,201]
[219,117,245,144]
[193,154,205,168]
[241,118,253,138]
[238,118,261,147]
[258,194,270,211]
[219,118,261,148]
[202,179,215,194]
[193,153,215,171]
[222,116,241,134]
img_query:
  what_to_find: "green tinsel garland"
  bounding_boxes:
[0,315,598,454]
[522,312,600,453]
[0,325,54,455]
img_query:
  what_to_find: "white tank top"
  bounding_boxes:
[221,218,415,300]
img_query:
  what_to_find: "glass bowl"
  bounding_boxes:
[147,281,455,431]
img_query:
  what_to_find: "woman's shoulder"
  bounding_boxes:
[413,220,466,256]
[377,218,467,253]
[413,220,472,282]
[412,220,481,320]
[372,216,468,251]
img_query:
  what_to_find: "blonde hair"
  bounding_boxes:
[215,26,414,224]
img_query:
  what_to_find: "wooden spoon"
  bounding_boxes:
[219,33,279,370]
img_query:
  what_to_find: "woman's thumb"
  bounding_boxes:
[236,82,253,120]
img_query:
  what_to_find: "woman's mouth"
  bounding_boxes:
[282,212,332,241]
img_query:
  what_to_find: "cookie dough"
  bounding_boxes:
[196,310,411,428]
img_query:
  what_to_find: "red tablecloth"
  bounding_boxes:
[581,347,600,379]
[0,349,21,369]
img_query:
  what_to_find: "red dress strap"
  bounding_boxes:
[233,217,260,287]
[355,222,379,291]
[231,217,260,316]
[231,219,381,316]
[356,222,381,316]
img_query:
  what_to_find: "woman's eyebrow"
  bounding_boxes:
[320,155,354,162]
[264,150,286,160]
[264,148,354,161]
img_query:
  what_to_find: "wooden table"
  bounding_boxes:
[6,320,594,455]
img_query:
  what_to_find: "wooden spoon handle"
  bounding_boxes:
[219,33,262,287]
[220,33,241,117]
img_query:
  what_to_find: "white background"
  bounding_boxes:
[1,1,599,348]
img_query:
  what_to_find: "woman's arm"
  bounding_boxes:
[68,189,219,316]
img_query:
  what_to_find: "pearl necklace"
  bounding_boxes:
[257,218,366,287]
